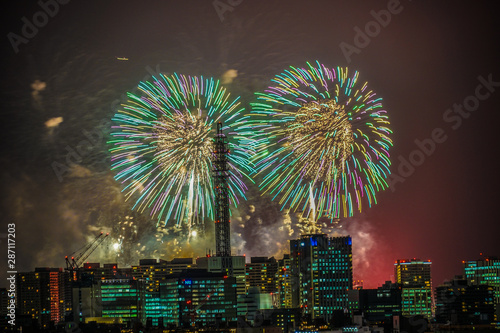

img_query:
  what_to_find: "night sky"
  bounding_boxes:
[1,0,499,289]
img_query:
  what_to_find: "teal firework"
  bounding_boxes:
[251,62,392,219]
[109,74,254,225]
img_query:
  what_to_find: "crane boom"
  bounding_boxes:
[77,233,109,267]
[65,232,109,270]
[71,232,102,257]
[73,232,103,263]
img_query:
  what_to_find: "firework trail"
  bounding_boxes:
[109,74,254,228]
[251,61,392,220]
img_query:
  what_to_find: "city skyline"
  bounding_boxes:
[1,0,500,294]
[6,235,499,330]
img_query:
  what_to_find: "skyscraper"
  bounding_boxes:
[16,268,67,328]
[358,281,402,330]
[290,234,353,322]
[394,259,433,320]
[196,256,246,297]
[131,258,195,325]
[246,257,278,294]
[161,269,238,327]
[435,275,496,325]
[275,254,299,309]
[463,257,500,321]
[100,278,145,324]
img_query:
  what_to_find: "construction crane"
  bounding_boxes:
[65,232,109,270]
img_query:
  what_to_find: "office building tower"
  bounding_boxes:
[100,278,145,324]
[394,259,433,320]
[275,254,299,309]
[358,281,402,331]
[197,255,246,317]
[463,257,500,321]
[71,263,132,323]
[246,257,278,294]
[290,234,353,322]
[131,258,194,325]
[464,258,500,305]
[197,256,246,295]
[161,269,238,327]
[16,268,67,328]
[395,259,432,288]
[435,275,496,325]
[262,308,302,333]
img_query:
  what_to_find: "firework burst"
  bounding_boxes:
[251,62,392,220]
[109,74,254,227]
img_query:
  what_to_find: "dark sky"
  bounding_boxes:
[1,0,499,289]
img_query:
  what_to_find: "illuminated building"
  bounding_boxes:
[463,257,500,322]
[260,308,301,332]
[435,275,495,325]
[79,262,132,281]
[246,256,278,294]
[290,234,353,322]
[196,256,246,296]
[394,259,432,320]
[71,263,132,323]
[358,281,402,331]
[276,254,300,309]
[16,268,67,328]
[348,289,360,316]
[131,258,194,325]
[196,256,246,318]
[239,287,273,324]
[161,269,237,327]
[100,278,145,324]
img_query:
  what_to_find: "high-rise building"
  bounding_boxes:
[238,286,273,324]
[435,275,496,325]
[78,263,132,283]
[275,254,299,309]
[261,308,302,333]
[71,277,101,323]
[100,278,145,324]
[395,259,432,288]
[394,259,433,320]
[16,268,67,328]
[196,256,246,296]
[161,269,238,328]
[246,257,278,294]
[358,281,402,330]
[71,262,133,323]
[290,234,353,322]
[131,258,194,325]
[463,257,500,322]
